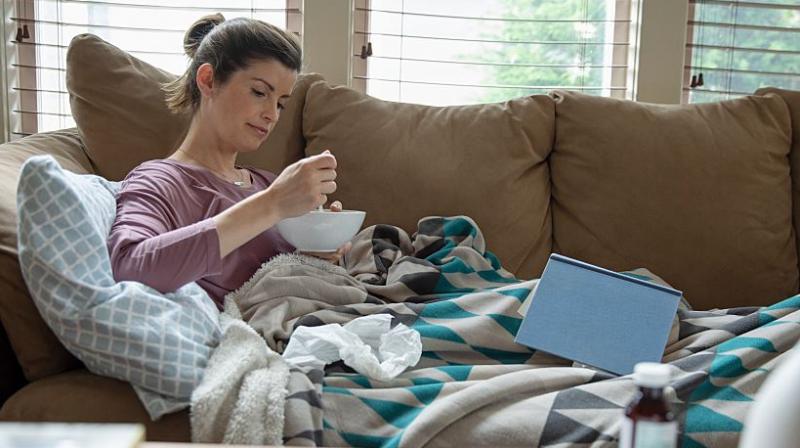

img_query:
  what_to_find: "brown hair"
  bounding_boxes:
[163,13,302,114]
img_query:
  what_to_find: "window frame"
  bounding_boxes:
[3,0,302,141]
[681,0,800,104]
[349,0,664,105]
[6,0,796,142]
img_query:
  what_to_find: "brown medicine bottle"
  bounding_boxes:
[620,362,676,448]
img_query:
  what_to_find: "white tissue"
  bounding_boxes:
[282,314,422,381]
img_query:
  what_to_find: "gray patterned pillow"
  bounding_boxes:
[17,155,221,419]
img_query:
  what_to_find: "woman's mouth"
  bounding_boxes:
[247,123,268,137]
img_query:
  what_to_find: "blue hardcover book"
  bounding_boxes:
[515,253,682,375]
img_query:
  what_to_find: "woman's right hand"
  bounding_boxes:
[265,149,338,219]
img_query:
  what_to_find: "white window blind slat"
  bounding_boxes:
[51,0,299,13]
[683,0,800,103]
[691,0,800,11]
[354,30,633,46]
[352,75,630,91]
[688,20,800,33]
[683,66,797,78]
[355,6,634,24]
[358,54,629,69]
[12,63,67,71]
[351,0,641,106]
[5,0,302,139]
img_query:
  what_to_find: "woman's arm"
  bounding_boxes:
[108,176,225,293]
[215,150,337,258]
[109,151,338,292]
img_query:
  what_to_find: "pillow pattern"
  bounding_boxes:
[16,155,221,419]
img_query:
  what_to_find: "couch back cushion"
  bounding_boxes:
[550,90,797,309]
[756,87,800,281]
[302,82,555,279]
[0,129,90,381]
[66,33,320,181]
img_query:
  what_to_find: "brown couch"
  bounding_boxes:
[1,34,799,442]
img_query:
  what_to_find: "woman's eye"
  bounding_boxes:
[251,88,266,97]
[277,103,286,110]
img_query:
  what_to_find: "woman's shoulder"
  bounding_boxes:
[121,159,201,194]
[126,158,184,177]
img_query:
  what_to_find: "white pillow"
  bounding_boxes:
[16,155,221,419]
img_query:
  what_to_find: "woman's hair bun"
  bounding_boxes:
[183,13,225,58]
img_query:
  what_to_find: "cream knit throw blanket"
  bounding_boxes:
[189,253,348,445]
[190,295,289,445]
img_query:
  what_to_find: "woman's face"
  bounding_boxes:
[201,58,297,153]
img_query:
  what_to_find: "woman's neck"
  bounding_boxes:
[171,115,238,176]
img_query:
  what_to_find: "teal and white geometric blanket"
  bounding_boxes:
[227,216,800,447]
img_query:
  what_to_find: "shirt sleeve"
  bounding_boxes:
[107,164,224,293]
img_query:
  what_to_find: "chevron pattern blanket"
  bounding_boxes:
[211,216,800,447]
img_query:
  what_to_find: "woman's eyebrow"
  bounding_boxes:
[252,77,274,91]
[252,77,291,99]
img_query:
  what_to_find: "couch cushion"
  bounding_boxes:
[66,33,320,181]
[0,129,90,382]
[302,82,555,279]
[756,88,800,282]
[0,369,190,442]
[550,90,797,310]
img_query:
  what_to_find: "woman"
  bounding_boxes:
[108,14,348,308]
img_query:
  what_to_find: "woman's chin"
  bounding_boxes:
[241,136,268,152]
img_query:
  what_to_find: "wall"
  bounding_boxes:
[303,0,353,87]
[634,0,690,104]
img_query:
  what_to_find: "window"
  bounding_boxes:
[6,0,301,140]
[683,0,800,103]
[351,0,642,106]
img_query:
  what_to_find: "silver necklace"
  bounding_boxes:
[175,150,247,187]
[232,172,247,187]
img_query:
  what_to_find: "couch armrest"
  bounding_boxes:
[0,128,93,382]
[0,369,190,442]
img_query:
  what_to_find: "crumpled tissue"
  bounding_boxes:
[282,314,422,381]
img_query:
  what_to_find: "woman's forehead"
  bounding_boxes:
[239,59,297,95]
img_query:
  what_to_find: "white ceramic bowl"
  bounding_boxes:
[276,210,366,252]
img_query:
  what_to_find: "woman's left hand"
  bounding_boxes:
[299,200,352,264]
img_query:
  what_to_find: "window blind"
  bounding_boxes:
[351,0,642,106]
[5,0,302,140]
[683,0,799,104]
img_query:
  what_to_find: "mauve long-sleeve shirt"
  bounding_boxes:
[107,159,294,308]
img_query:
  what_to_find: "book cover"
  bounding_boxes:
[515,253,682,375]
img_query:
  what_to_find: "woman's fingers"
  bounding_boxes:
[306,150,337,170]
[330,201,343,212]
[336,241,352,257]
[299,241,350,265]
[300,251,338,262]
[303,151,337,210]
[321,180,337,195]
[318,168,337,182]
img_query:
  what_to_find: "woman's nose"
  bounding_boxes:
[262,101,279,121]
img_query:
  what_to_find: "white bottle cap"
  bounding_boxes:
[633,362,670,388]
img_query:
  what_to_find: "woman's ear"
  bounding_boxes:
[196,63,215,97]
